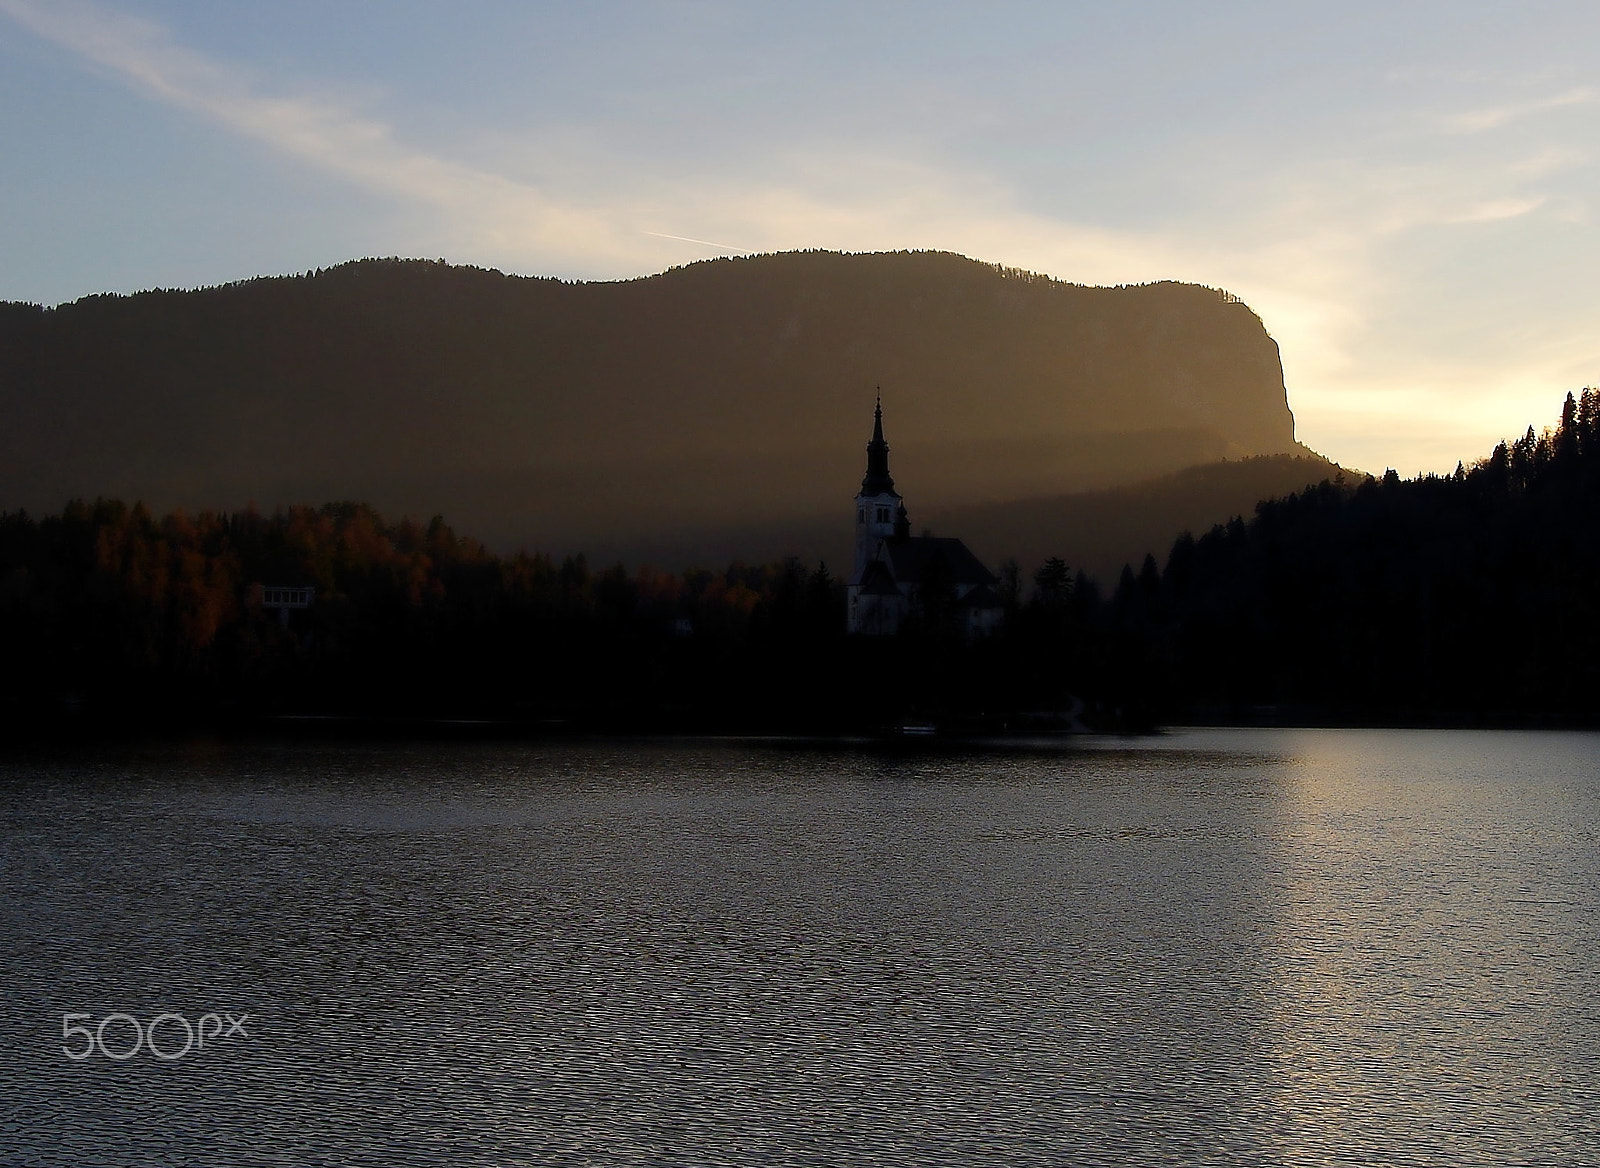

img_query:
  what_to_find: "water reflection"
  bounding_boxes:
[1235,729,1600,1164]
[1,730,1596,1164]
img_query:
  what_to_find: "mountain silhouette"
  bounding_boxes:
[0,250,1311,561]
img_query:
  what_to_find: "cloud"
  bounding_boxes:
[0,0,1226,284]
[1445,196,1547,223]
[0,0,642,267]
[1507,145,1587,178]
[1445,86,1598,133]
[641,231,749,254]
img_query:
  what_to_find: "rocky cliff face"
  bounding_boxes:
[0,250,1299,554]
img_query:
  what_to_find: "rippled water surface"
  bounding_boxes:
[2,729,1598,1165]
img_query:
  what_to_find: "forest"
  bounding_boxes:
[1132,388,1600,723]
[2,391,1596,735]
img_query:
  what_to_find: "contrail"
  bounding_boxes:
[642,231,749,254]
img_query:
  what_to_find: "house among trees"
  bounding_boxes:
[847,398,1004,637]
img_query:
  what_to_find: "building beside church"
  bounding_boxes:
[846,399,1005,637]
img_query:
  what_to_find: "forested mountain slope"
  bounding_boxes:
[0,251,1303,558]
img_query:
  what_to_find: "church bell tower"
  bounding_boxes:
[854,395,902,577]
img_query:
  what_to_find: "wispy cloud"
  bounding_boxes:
[0,0,643,267]
[1507,145,1587,178]
[1445,85,1598,132]
[0,0,1201,283]
[641,231,749,254]
[1446,195,1547,223]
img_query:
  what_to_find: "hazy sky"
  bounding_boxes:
[3,1,1597,474]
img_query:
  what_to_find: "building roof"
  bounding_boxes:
[957,582,1004,609]
[881,536,997,589]
[853,558,903,596]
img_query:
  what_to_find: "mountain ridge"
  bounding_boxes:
[0,250,1307,559]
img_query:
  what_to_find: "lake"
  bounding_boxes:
[2,729,1597,1165]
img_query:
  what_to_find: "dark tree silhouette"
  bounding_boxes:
[4,391,1598,735]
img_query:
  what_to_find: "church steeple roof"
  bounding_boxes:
[860,392,898,497]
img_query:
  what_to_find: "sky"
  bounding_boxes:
[2,1,1597,476]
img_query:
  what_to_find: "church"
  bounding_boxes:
[846,399,1005,637]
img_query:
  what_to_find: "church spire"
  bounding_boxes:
[861,389,897,496]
